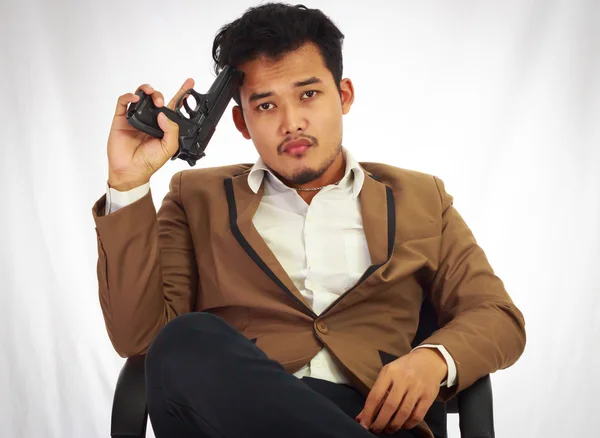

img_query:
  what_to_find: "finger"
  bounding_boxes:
[386,391,419,433]
[360,372,392,429]
[401,397,431,430]
[156,112,179,156]
[151,91,164,107]
[135,83,155,95]
[133,83,165,107]
[370,384,406,433]
[114,93,140,117]
[167,78,195,110]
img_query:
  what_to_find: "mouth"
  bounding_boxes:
[282,139,313,155]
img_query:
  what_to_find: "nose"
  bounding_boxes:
[279,102,307,136]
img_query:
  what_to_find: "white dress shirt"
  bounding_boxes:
[105,148,457,387]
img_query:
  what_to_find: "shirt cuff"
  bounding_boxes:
[412,344,457,388]
[105,182,150,215]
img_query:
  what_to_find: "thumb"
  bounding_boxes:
[157,111,179,156]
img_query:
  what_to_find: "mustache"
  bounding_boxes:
[277,134,318,154]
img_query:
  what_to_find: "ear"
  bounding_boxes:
[339,78,355,115]
[232,106,251,140]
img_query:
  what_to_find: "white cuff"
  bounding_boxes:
[105,182,150,215]
[412,344,457,388]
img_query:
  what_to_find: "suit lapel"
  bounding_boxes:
[358,167,394,267]
[225,172,315,316]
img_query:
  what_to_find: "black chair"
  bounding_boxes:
[110,299,495,438]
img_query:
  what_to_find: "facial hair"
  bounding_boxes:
[280,139,343,186]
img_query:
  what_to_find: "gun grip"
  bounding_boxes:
[126,91,176,138]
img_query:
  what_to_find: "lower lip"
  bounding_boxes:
[284,145,311,155]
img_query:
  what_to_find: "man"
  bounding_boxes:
[92,3,526,438]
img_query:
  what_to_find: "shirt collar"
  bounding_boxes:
[247,147,365,199]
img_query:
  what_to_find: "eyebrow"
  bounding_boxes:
[248,76,323,102]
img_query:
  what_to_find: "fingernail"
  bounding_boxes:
[360,421,369,430]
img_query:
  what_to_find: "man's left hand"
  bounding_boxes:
[355,348,448,434]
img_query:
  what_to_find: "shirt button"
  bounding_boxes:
[316,321,328,334]
[313,359,322,368]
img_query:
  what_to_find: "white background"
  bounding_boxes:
[0,0,598,437]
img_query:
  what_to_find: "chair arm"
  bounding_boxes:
[110,355,148,438]
[455,374,495,438]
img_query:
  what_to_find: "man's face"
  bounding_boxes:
[232,42,354,186]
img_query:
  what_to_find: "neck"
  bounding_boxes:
[294,151,346,205]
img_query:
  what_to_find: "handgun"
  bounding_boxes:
[125,65,244,166]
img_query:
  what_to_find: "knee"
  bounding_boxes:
[161,312,228,339]
[145,313,233,393]
[146,312,236,366]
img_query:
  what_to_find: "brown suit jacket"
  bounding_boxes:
[92,162,526,438]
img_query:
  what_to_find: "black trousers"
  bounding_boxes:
[145,312,423,438]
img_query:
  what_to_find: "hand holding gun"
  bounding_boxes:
[106,66,244,191]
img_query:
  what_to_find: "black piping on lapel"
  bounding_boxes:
[224,178,317,318]
[385,182,396,259]
[378,350,398,366]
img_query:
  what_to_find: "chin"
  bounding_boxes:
[285,165,326,185]
[270,146,341,184]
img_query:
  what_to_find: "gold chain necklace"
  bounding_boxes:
[295,179,342,191]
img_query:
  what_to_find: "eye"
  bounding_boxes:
[302,90,319,99]
[257,102,274,111]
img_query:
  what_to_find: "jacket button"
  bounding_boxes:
[316,321,328,334]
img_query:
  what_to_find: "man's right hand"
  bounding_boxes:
[106,78,195,191]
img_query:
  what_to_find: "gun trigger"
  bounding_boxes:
[201,100,210,115]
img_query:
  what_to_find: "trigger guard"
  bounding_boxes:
[175,88,206,118]
[183,97,195,117]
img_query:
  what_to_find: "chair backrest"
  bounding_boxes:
[110,355,148,438]
[409,297,457,435]
[411,297,441,348]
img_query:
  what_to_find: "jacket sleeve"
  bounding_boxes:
[92,171,198,357]
[419,176,526,401]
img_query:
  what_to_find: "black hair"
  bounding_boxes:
[211,2,345,107]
